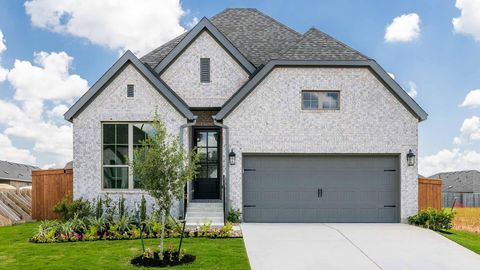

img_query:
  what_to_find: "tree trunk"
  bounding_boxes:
[159,208,166,256]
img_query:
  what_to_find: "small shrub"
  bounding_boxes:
[103,193,116,223]
[408,208,455,231]
[118,196,126,217]
[227,208,241,223]
[95,197,103,219]
[52,194,93,220]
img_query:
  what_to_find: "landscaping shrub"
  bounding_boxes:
[227,208,241,223]
[52,194,93,220]
[408,208,455,231]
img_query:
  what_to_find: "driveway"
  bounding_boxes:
[241,223,480,270]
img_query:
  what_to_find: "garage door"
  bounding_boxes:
[242,155,399,223]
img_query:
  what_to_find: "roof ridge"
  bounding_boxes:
[430,169,480,176]
[0,160,38,168]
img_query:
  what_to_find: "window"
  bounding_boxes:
[127,84,134,97]
[102,123,154,190]
[200,58,210,82]
[302,91,340,110]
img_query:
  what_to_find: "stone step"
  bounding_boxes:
[186,212,224,218]
[185,217,224,226]
[187,203,223,209]
[186,208,223,213]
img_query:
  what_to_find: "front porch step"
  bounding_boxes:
[185,202,224,227]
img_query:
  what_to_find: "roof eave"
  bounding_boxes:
[64,50,195,122]
[153,17,256,75]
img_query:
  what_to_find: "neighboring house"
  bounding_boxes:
[0,160,38,188]
[429,170,480,193]
[65,8,427,224]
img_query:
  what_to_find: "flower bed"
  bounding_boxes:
[30,217,241,243]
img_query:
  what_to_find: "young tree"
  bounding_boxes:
[131,114,199,256]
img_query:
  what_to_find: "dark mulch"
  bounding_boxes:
[131,251,196,267]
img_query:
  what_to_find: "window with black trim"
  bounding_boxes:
[102,123,155,190]
[302,91,340,110]
[200,58,210,83]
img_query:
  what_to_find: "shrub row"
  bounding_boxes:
[408,208,455,231]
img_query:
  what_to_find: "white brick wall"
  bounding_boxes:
[160,31,249,107]
[72,64,187,217]
[224,67,419,221]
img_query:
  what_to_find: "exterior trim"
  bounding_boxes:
[64,50,195,121]
[153,17,256,75]
[214,60,428,121]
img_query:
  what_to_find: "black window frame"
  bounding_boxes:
[301,90,340,110]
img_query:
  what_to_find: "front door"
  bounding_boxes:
[193,129,221,199]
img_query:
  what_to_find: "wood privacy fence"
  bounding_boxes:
[418,177,442,211]
[32,169,73,220]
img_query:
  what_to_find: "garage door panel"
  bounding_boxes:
[243,155,399,223]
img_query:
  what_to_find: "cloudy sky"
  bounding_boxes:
[0,0,479,175]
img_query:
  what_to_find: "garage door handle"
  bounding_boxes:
[384,205,396,208]
[244,205,256,208]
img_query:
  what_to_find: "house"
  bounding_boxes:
[64,8,427,224]
[429,170,480,193]
[0,160,38,188]
[429,170,480,208]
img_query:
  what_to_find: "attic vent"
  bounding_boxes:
[200,58,210,83]
[127,84,134,97]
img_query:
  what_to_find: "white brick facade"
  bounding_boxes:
[73,64,187,216]
[160,31,249,107]
[223,67,419,221]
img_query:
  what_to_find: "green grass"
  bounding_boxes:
[439,229,480,254]
[0,222,250,270]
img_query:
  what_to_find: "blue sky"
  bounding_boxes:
[0,0,479,175]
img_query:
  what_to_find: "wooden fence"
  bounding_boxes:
[32,169,73,220]
[418,177,442,211]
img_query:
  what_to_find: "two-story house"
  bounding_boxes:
[65,8,427,225]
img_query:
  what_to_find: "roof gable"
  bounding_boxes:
[153,17,256,74]
[214,60,428,121]
[0,160,38,182]
[64,50,195,121]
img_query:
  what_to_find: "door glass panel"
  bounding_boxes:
[208,165,218,178]
[196,132,207,147]
[198,148,207,163]
[208,148,218,162]
[208,132,218,147]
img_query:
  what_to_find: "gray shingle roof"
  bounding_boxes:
[140,8,367,69]
[429,170,480,193]
[278,28,368,61]
[0,160,39,182]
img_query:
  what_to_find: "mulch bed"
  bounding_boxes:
[131,251,196,267]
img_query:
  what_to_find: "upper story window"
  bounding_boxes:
[200,58,210,83]
[102,123,154,190]
[302,91,340,110]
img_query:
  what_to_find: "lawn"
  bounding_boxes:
[0,222,251,270]
[439,229,480,254]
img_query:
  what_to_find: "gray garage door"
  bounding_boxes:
[243,155,399,223]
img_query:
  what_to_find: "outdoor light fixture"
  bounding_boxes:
[406,149,416,166]
[229,149,236,165]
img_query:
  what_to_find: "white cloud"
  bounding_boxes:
[0,33,88,167]
[385,13,421,43]
[0,134,36,164]
[419,148,480,176]
[460,89,480,108]
[453,0,480,42]
[407,81,417,98]
[452,116,480,144]
[7,51,88,102]
[24,0,187,55]
[187,17,199,29]
[0,30,6,54]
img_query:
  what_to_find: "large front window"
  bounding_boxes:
[302,91,340,110]
[102,123,154,190]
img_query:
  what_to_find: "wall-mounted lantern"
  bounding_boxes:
[406,149,416,166]
[229,149,236,165]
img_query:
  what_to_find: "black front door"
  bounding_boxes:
[193,129,221,199]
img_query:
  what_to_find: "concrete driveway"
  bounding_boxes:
[241,223,480,270]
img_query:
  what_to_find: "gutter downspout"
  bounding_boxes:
[179,116,197,219]
[213,118,229,221]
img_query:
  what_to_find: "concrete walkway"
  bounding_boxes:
[241,223,480,270]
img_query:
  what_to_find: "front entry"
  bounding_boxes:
[193,128,221,200]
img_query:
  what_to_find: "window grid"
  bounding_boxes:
[302,91,340,110]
